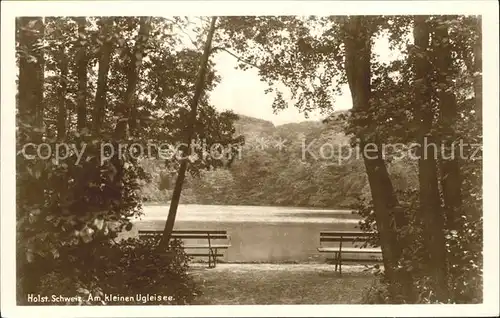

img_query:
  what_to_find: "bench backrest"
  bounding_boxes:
[139,229,229,240]
[319,231,374,243]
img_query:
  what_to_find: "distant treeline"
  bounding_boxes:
[140,114,418,208]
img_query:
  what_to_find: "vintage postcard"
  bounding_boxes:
[1,1,499,317]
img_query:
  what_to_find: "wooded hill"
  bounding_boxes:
[141,111,418,208]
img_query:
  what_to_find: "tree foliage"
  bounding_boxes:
[16,16,241,301]
[216,15,482,303]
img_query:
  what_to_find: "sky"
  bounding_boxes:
[209,50,353,126]
[207,31,399,126]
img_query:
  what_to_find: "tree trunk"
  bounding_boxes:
[473,16,482,122]
[413,16,449,302]
[343,16,413,301]
[57,59,68,140]
[158,17,218,249]
[17,16,45,297]
[75,17,88,131]
[114,17,152,140]
[18,17,45,144]
[434,17,461,233]
[106,17,152,212]
[92,18,113,135]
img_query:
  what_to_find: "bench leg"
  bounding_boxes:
[339,252,342,275]
[208,248,216,268]
[214,248,218,268]
[208,249,212,268]
[334,252,339,272]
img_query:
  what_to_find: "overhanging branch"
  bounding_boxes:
[211,46,264,71]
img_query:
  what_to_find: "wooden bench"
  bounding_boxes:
[318,231,382,274]
[138,229,230,268]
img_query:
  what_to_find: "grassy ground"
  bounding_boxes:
[190,264,376,305]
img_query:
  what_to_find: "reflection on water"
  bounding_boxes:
[135,204,359,224]
[280,212,358,219]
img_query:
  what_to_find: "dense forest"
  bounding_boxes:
[141,112,418,208]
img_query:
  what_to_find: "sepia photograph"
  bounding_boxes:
[1,1,499,317]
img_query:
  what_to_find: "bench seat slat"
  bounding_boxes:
[326,258,382,263]
[183,244,230,249]
[320,231,375,236]
[171,235,228,240]
[139,232,228,240]
[188,253,224,257]
[139,230,227,234]
[172,230,227,234]
[139,234,228,239]
[317,247,381,253]
[319,238,368,242]
[140,235,229,240]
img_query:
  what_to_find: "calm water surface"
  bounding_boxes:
[131,204,365,262]
[135,204,360,224]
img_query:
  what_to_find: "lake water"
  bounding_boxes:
[136,204,360,223]
[131,204,370,263]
